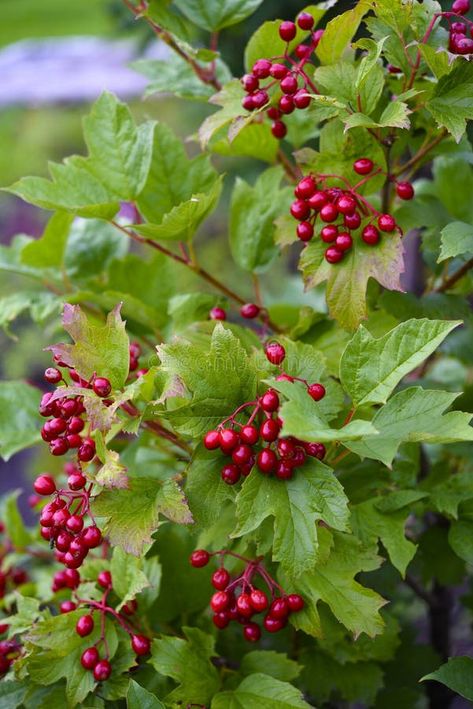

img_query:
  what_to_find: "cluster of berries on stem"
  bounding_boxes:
[290,158,411,263]
[240,12,324,139]
[203,342,326,484]
[209,302,263,323]
[445,1,473,55]
[190,549,304,642]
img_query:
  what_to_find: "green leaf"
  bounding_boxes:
[149,627,220,705]
[351,498,417,576]
[428,470,473,518]
[92,477,193,556]
[127,681,165,709]
[137,123,218,225]
[232,459,349,577]
[110,547,151,609]
[230,167,290,272]
[317,0,372,65]
[133,177,222,243]
[21,211,73,269]
[48,303,129,390]
[439,221,473,262]
[64,218,128,280]
[240,652,301,683]
[0,380,41,461]
[158,324,257,437]
[199,80,248,148]
[0,681,27,708]
[347,388,473,466]
[3,490,32,549]
[448,519,473,563]
[0,291,61,337]
[300,230,405,331]
[186,446,236,527]
[174,0,263,31]
[4,93,155,217]
[212,673,311,708]
[3,595,42,635]
[427,61,473,142]
[422,657,473,702]
[288,529,386,638]
[340,318,461,406]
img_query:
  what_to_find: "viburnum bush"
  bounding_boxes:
[1,0,473,706]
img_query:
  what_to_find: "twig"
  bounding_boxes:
[435,256,473,293]
[405,574,436,606]
[394,129,448,178]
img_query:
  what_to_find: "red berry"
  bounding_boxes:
[305,442,326,459]
[209,307,226,321]
[44,367,62,384]
[67,416,84,434]
[453,0,470,15]
[68,472,86,491]
[250,589,268,612]
[279,21,297,42]
[270,63,288,80]
[252,90,269,109]
[66,515,84,534]
[297,12,314,30]
[321,225,338,243]
[34,474,56,496]
[452,21,467,31]
[211,591,230,612]
[335,233,353,252]
[362,224,380,245]
[320,203,339,223]
[60,600,77,614]
[336,194,357,215]
[276,460,294,480]
[240,456,255,476]
[242,95,255,111]
[265,342,285,365]
[263,615,286,633]
[49,417,67,435]
[82,525,102,548]
[40,526,53,541]
[293,89,311,109]
[56,530,73,552]
[221,464,241,485]
[69,537,88,558]
[212,568,231,590]
[269,596,290,619]
[81,647,99,670]
[236,593,253,618]
[287,593,305,612]
[295,176,317,199]
[78,441,95,462]
[277,438,295,458]
[353,158,374,175]
[271,120,287,139]
[290,446,306,468]
[378,214,396,232]
[290,199,311,221]
[260,418,280,442]
[267,106,281,120]
[122,600,138,615]
[66,433,82,449]
[131,634,151,656]
[257,448,277,474]
[396,181,414,200]
[64,552,83,569]
[219,428,240,453]
[243,622,261,642]
[252,59,272,78]
[297,222,314,242]
[204,430,220,450]
[97,571,112,589]
[241,73,259,92]
[343,212,361,230]
[240,303,260,319]
[50,438,69,456]
[232,444,253,465]
[278,95,295,114]
[93,659,112,682]
[325,247,344,264]
[280,74,298,95]
[240,425,259,445]
[190,549,210,568]
[64,568,81,588]
[213,612,230,629]
[261,389,280,412]
[93,377,111,398]
[76,614,94,637]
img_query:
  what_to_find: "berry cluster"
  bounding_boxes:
[190,550,304,641]
[53,568,150,682]
[447,1,473,54]
[289,159,411,263]
[203,342,326,484]
[34,468,102,571]
[210,302,262,322]
[240,12,324,139]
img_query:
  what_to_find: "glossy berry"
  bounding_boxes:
[305,442,326,459]
[240,425,259,445]
[271,120,287,139]
[321,225,338,243]
[269,596,290,619]
[49,417,67,435]
[396,181,414,200]
[204,430,221,450]
[64,568,81,588]
[68,472,86,491]
[325,247,344,264]
[81,647,99,670]
[67,416,84,434]
[213,612,230,629]
[260,418,280,442]
[93,659,112,682]
[92,377,111,398]
[453,34,473,53]
[212,567,231,590]
[279,95,295,114]
[221,464,241,485]
[252,90,269,109]
[265,342,285,365]
[66,515,84,534]
[344,211,361,230]
[33,474,56,496]
[211,591,230,612]
[296,176,317,199]
[50,438,69,456]
[308,191,328,211]
[264,615,286,633]
[287,593,305,612]
[362,224,380,245]
[250,589,268,612]
[297,12,315,30]
[279,20,297,41]
[261,389,279,412]
[308,383,326,401]
[297,222,314,242]
[280,74,298,95]
[209,307,226,321]
[236,593,253,617]
[76,614,94,637]
[56,531,73,552]
[240,303,260,319]
[60,600,77,614]
[337,194,357,215]
[267,106,281,120]
[335,233,353,252]
[232,444,253,465]
[252,59,272,78]
[241,73,259,92]
[244,622,261,642]
[78,441,95,462]
[353,158,374,175]
[190,549,210,568]
[242,95,255,111]
[97,570,112,589]
[131,634,151,656]
[378,214,396,232]
[276,460,293,480]
[219,428,240,452]
[290,199,311,221]
[270,63,288,79]
[452,21,467,32]
[320,203,339,223]
[257,448,277,474]
[294,89,311,109]
[453,0,470,14]
[44,367,62,384]
[82,526,102,548]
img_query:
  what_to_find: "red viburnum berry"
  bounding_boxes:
[320,203,339,223]
[257,448,277,474]
[452,0,470,15]
[260,418,280,443]
[362,224,380,245]
[353,157,374,175]
[337,194,357,215]
[308,383,326,401]
[250,589,268,612]
[204,430,220,450]
[295,176,317,199]
[240,425,259,445]
[93,377,111,398]
[325,247,344,264]
[396,181,414,200]
[378,214,397,232]
[219,428,239,452]
[212,568,231,590]
[190,549,210,568]
[209,307,226,321]
[97,570,112,589]
[287,593,305,612]
[82,526,102,548]
[263,615,286,633]
[237,593,253,618]
[93,659,112,682]
[241,73,259,92]
[211,590,231,612]
[243,622,261,642]
[261,389,280,412]
[293,89,311,109]
[213,612,230,629]
[297,222,314,242]
[76,615,94,637]
[271,120,287,139]
[34,474,56,496]
[290,199,311,221]
[240,303,260,319]
[44,367,62,384]
[131,634,151,656]
[60,600,77,614]
[321,225,338,243]
[81,646,99,670]
[269,596,290,619]
[270,63,288,80]
[335,233,353,252]
[279,20,297,42]
[279,95,295,114]
[232,444,253,465]
[252,59,272,78]
[265,341,285,365]
[221,464,241,485]
[297,12,315,30]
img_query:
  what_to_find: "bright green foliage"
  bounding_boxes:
[127,680,165,709]
[211,673,311,708]
[0,381,41,460]
[422,657,473,701]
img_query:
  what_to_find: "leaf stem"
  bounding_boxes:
[435,256,473,293]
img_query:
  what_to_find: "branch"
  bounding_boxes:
[394,129,448,178]
[435,256,473,293]
[404,574,436,606]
